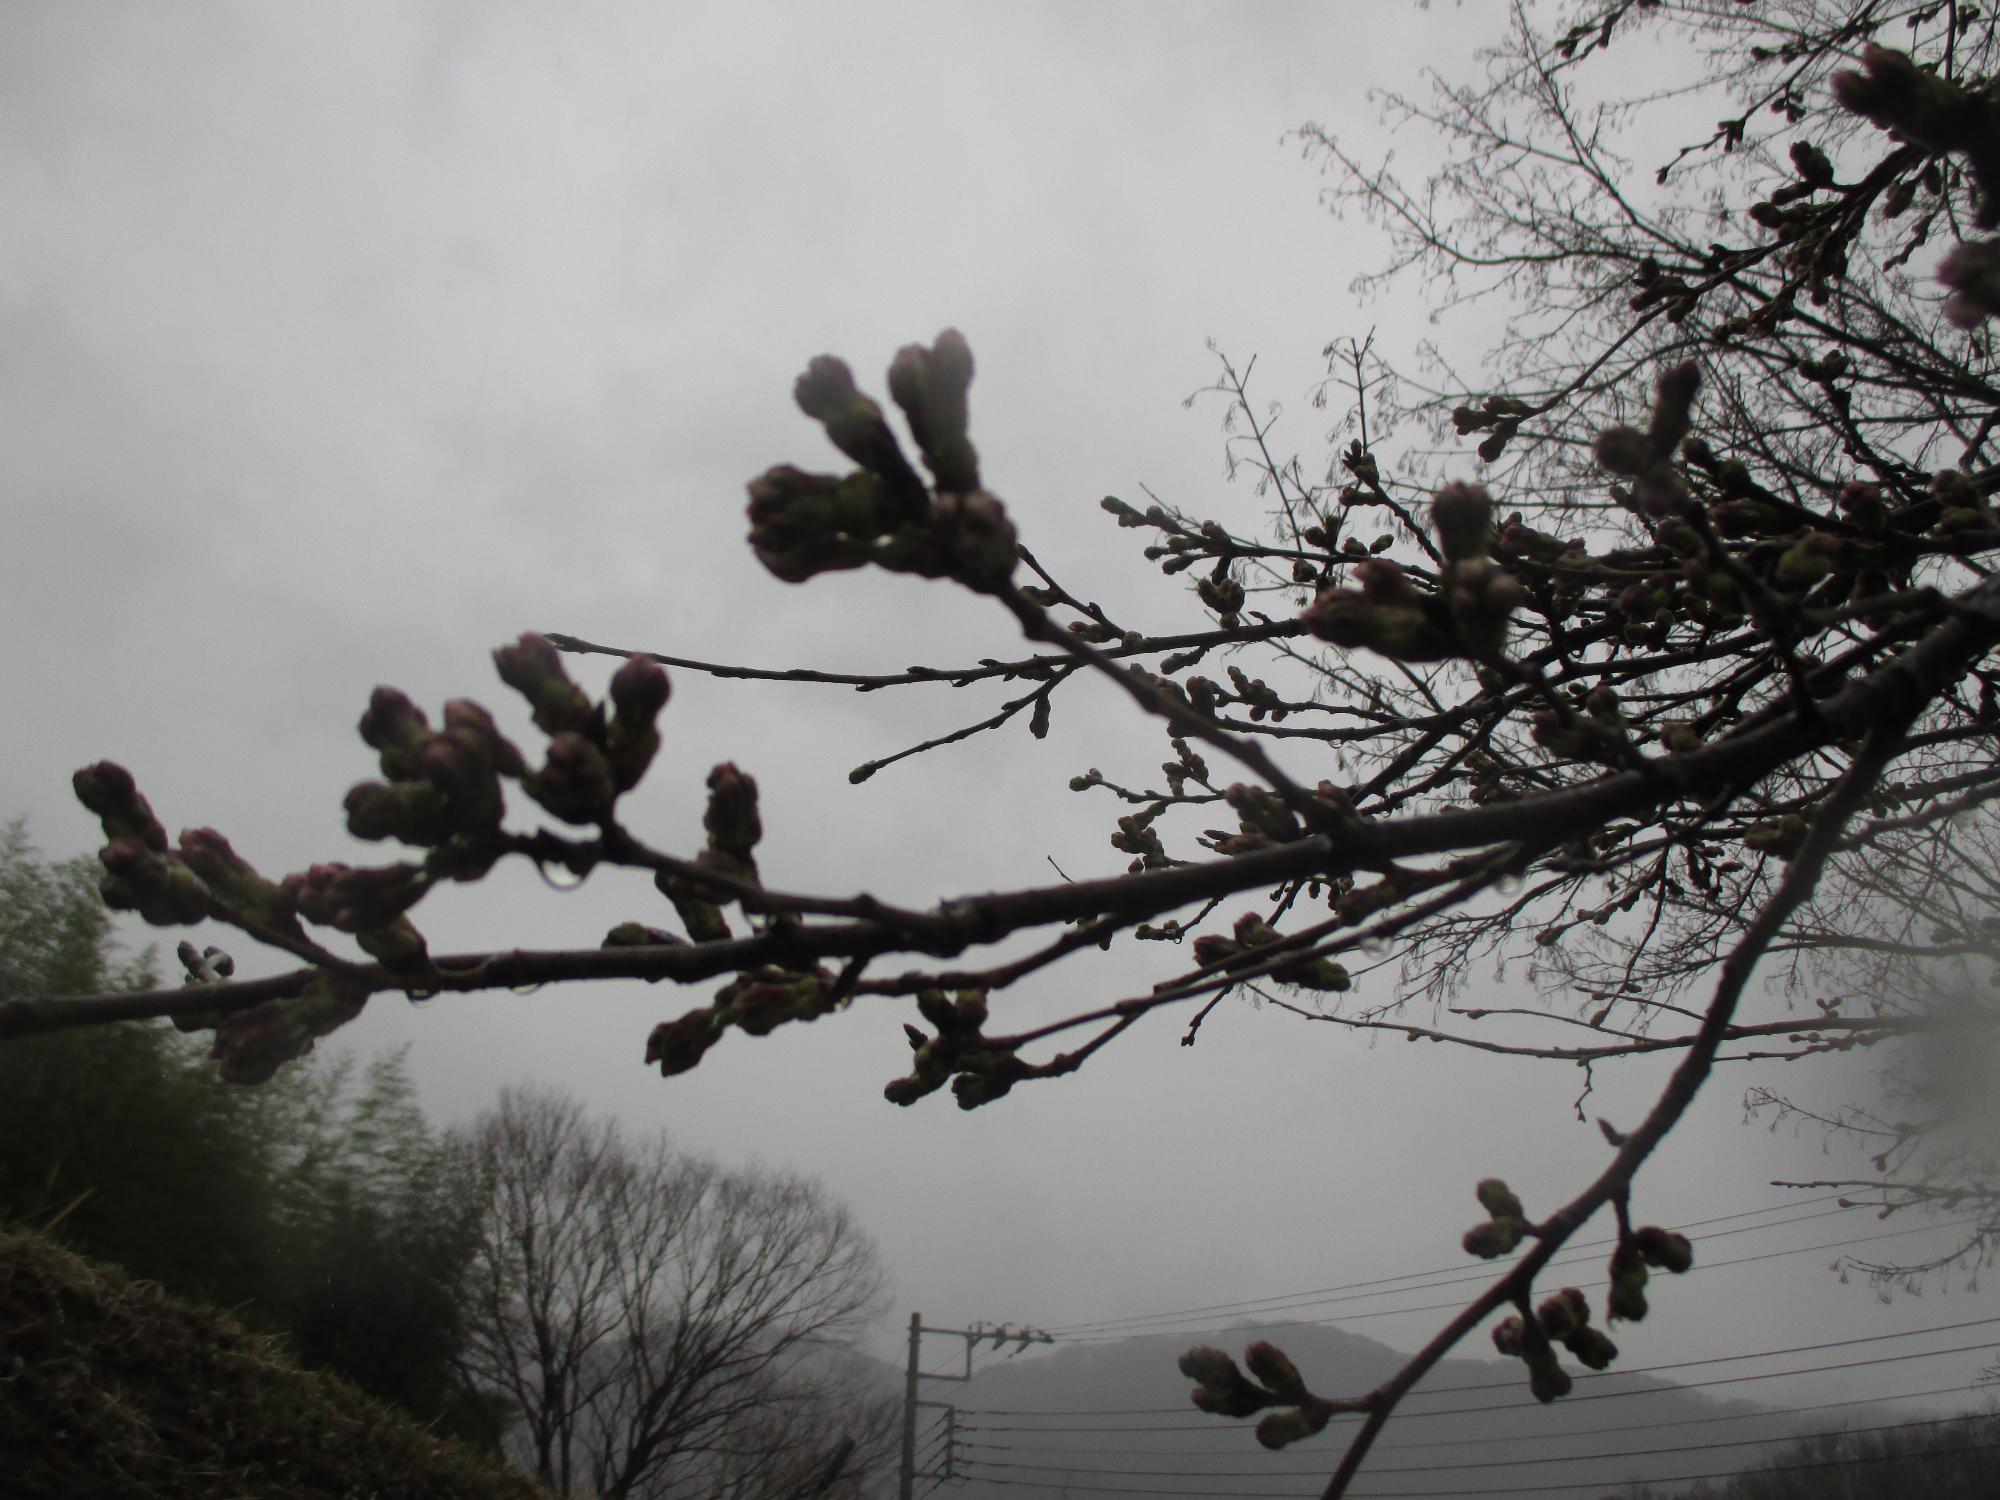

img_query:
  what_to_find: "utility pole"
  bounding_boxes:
[898,1314,1053,1500]
[899,1313,921,1500]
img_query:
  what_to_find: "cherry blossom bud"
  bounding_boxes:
[884,1070,949,1106]
[1536,1288,1589,1340]
[1476,1178,1525,1219]
[931,489,1019,587]
[442,698,529,777]
[1833,44,1977,156]
[419,730,506,836]
[493,633,595,736]
[73,762,168,851]
[1430,482,1493,561]
[1592,426,1656,478]
[1197,575,1245,617]
[357,687,432,780]
[1634,1226,1694,1273]
[745,467,886,583]
[1790,141,1835,187]
[99,838,212,925]
[178,828,284,924]
[1647,362,1701,455]
[279,860,427,935]
[1463,1218,1522,1259]
[600,656,669,792]
[703,762,762,858]
[1255,1406,1329,1450]
[607,657,670,722]
[1181,1346,1274,1415]
[1564,1325,1619,1370]
[1939,239,2000,329]
[1607,1242,1651,1322]
[344,779,450,845]
[526,732,618,825]
[1528,1357,1573,1404]
[887,329,980,494]
[1244,1341,1306,1402]
[794,355,927,501]
[1179,1345,1237,1388]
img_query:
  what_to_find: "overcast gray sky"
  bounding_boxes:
[2,0,1991,1417]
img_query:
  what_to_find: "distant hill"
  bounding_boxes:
[908,1319,1904,1498]
[0,1228,548,1500]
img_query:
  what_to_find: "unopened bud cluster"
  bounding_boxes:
[1608,1225,1694,1322]
[1462,1177,1533,1259]
[1300,484,1522,663]
[1200,780,1353,858]
[1491,1283,1618,1405]
[884,988,1032,1110]
[1191,910,1350,993]
[747,331,1019,590]
[72,636,679,1082]
[1178,1340,1333,1449]
[649,761,765,944]
[644,964,839,1077]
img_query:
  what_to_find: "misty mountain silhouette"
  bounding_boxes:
[903,1319,1898,1498]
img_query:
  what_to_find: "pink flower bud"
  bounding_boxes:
[443,698,529,777]
[703,762,762,857]
[887,330,980,493]
[178,828,282,922]
[493,633,596,736]
[357,687,432,780]
[526,732,618,825]
[793,354,927,501]
[1430,482,1494,561]
[73,761,168,851]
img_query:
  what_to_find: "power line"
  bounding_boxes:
[960,1308,2000,1418]
[956,1331,2000,1434]
[956,1384,1984,1464]
[952,1380,1983,1460]
[1415,1309,2000,1398]
[1056,1213,1977,1344]
[960,1410,1997,1481]
[1044,1195,1859,1337]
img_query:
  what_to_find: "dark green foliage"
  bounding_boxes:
[0,1228,548,1500]
[1627,1411,2000,1500]
[0,820,482,1438]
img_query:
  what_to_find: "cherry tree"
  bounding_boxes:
[9,4,2000,1493]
